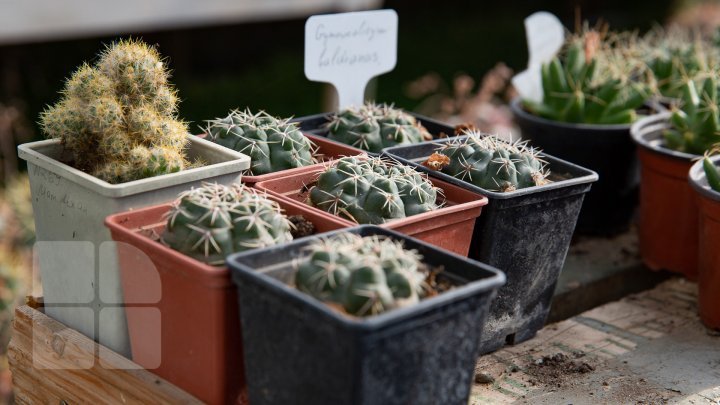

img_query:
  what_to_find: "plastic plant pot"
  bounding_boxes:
[253,162,488,257]
[383,136,598,353]
[239,133,365,184]
[17,135,249,357]
[227,225,505,405]
[689,156,720,330]
[631,112,699,280]
[290,111,455,157]
[511,98,638,236]
[104,194,349,404]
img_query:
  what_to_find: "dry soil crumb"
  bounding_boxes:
[526,353,595,386]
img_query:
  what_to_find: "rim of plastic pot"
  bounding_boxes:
[689,154,720,203]
[227,225,506,331]
[630,112,698,161]
[381,135,598,201]
[510,97,633,132]
[18,135,251,198]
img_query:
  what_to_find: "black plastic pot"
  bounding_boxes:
[290,111,455,156]
[228,225,505,405]
[383,137,598,353]
[510,98,638,236]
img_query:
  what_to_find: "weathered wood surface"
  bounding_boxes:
[472,278,720,404]
[8,305,201,404]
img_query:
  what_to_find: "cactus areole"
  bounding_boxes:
[40,39,190,184]
[295,233,428,317]
[308,156,441,224]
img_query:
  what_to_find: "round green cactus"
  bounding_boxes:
[431,131,550,192]
[326,103,431,153]
[205,109,317,175]
[295,233,427,316]
[39,39,188,184]
[162,183,293,266]
[308,156,440,224]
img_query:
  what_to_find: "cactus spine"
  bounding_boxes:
[205,109,317,175]
[429,131,549,192]
[326,103,431,153]
[308,156,440,224]
[40,39,189,184]
[162,183,293,265]
[295,233,427,316]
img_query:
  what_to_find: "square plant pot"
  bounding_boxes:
[290,111,456,157]
[383,135,598,353]
[631,112,699,280]
[227,225,506,405]
[18,135,250,356]
[104,194,349,404]
[253,160,488,257]
[689,156,720,330]
[239,133,366,184]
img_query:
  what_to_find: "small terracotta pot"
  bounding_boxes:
[241,134,365,184]
[689,156,720,330]
[253,163,488,257]
[104,195,350,404]
[631,113,699,279]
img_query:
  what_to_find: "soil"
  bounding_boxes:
[288,215,315,238]
[525,352,595,387]
[424,267,454,297]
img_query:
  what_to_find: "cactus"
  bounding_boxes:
[308,156,440,224]
[427,131,549,192]
[637,26,719,99]
[703,154,720,192]
[161,183,293,266]
[523,31,650,125]
[326,103,432,153]
[39,39,189,184]
[663,75,720,155]
[205,109,317,175]
[295,233,427,316]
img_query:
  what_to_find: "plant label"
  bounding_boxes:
[305,9,398,110]
[512,11,565,103]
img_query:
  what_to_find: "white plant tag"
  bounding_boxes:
[511,11,565,103]
[305,9,398,110]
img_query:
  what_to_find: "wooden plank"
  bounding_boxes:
[8,305,201,404]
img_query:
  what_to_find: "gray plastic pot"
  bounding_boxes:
[383,136,598,353]
[18,135,250,356]
[228,225,505,405]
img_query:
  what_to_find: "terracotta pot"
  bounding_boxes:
[254,163,488,257]
[631,113,699,279]
[241,134,364,184]
[104,195,349,404]
[689,156,720,330]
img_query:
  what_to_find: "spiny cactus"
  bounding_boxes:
[205,109,317,175]
[702,154,720,192]
[637,26,719,99]
[161,183,293,266]
[326,103,432,153]
[295,233,427,316]
[426,131,549,192]
[308,156,441,224]
[664,75,720,155]
[40,39,189,184]
[523,30,650,125]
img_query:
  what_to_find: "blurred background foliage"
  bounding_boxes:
[0,0,716,401]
